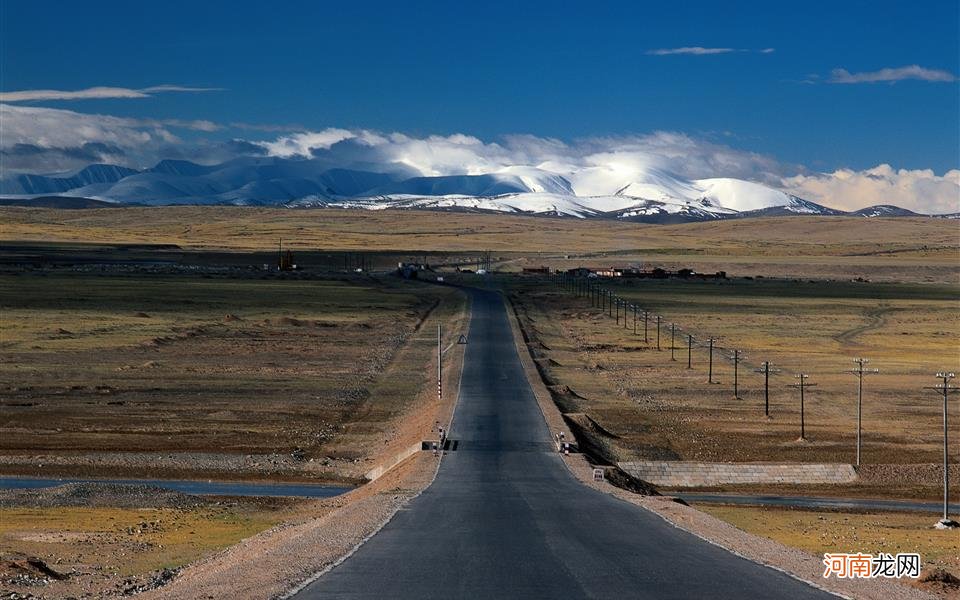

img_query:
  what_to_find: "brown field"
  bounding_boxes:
[699,505,960,587]
[0,269,466,483]
[0,502,287,576]
[505,274,959,481]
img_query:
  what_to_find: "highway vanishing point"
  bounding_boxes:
[296,288,837,599]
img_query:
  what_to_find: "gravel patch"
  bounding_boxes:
[0,482,204,509]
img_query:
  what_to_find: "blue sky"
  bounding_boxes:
[1,0,958,211]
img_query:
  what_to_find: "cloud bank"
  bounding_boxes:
[782,166,960,214]
[1,103,956,214]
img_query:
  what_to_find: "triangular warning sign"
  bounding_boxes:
[457,334,468,344]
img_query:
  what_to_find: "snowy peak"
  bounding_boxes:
[851,204,920,217]
[0,163,139,195]
[0,157,921,221]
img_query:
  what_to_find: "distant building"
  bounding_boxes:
[522,266,551,274]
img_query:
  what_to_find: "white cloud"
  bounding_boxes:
[828,65,957,84]
[781,165,960,214]
[646,47,737,56]
[253,128,788,195]
[0,104,228,172]
[646,47,775,56]
[0,84,222,102]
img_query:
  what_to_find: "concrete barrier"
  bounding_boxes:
[618,461,857,487]
[364,442,423,482]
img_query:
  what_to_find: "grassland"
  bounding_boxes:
[505,274,959,479]
[699,505,960,580]
[0,269,466,482]
[0,503,286,576]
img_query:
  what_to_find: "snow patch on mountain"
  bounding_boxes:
[0,156,921,221]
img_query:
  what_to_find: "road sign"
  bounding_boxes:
[593,468,605,481]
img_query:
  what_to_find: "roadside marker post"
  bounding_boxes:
[687,334,694,369]
[923,372,959,529]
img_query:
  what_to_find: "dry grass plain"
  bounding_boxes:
[506,276,959,472]
[0,502,286,576]
[0,270,465,483]
[698,505,960,595]
[2,206,958,281]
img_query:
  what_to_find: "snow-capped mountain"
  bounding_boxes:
[0,157,921,222]
[0,164,139,195]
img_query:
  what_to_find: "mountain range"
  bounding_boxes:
[0,157,935,223]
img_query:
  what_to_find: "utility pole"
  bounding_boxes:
[633,304,637,335]
[707,338,718,384]
[669,323,678,361]
[643,310,649,344]
[687,334,694,369]
[788,374,817,440]
[755,362,781,417]
[848,358,879,467]
[924,372,959,528]
[731,349,744,399]
[655,315,662,351]
[437,323,442,404]
[608,291,613,318]
[615,297,620,325]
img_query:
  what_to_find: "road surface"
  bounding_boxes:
[296,288,835,599]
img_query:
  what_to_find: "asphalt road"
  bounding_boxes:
[296,288,836,599]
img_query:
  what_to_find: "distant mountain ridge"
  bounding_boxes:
[0,158,934,222]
